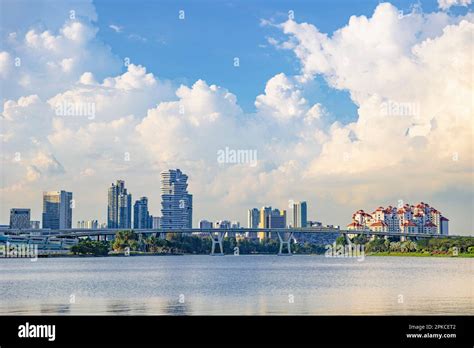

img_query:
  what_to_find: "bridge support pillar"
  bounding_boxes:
[209,231,225,256]
[277,231,293,256]
[345,234,352,245]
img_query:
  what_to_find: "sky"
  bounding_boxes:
[0,0,473,235]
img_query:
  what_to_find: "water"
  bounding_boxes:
[0,255,472,315]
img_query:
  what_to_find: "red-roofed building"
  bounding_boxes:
[370,221,388,232]
[402,221,418,234]
[424,221,437,234]
[347,221,363,230]
[349,201,449,235]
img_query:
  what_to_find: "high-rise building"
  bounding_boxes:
[9,208,31,229]
[269,209,286,228]
[134,197,151,229]
[258,206,286,239]
[246,208,260,239]
[258,207,286,228]
[292,201,308,228]
[77,220,98,229]
[247,208,260,228]
[215,220,231,229]
[152,216,162,229]
[107,180,132,229]
[160,169,193,229]
[199,220,213,229]
[258,207,272,229]
[42,191,73,229]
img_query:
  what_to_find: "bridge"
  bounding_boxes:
[3,227,454,255]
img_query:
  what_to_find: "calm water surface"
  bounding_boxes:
[0,255,472,315]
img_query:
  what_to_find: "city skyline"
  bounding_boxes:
[1,0,472,235]
[2,173,455,238]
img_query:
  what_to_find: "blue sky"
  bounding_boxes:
[97,0,469,117]
[91,0,441,115]
[0,0,466,117]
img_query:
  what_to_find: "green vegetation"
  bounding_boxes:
[361,236,474,257]
[112,230,139,251]
[70,239,110,256]
[71,231,328,256]
[335,235,347,246]
[224,238,326,254]
[68,231,474,258]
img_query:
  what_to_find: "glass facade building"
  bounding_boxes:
[42,191,73,229]
[133,196,152,229]
[107,180,132,228]
[9,208,31,229]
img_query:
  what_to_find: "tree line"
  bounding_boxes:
[69,230,473,256]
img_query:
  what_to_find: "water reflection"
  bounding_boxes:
[163,300,190,315]
[40,304,71,314]
[0,255,472,315]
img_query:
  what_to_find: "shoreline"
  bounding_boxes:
[366,251,474,258]
[2,252,473,259]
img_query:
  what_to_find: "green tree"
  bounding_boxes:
[71,239,109,256]
[112,230,139,251]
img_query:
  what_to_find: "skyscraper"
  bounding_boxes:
[134,197,151,229]
[258,207,286,228]
[9,208,31,229]
[258,206,286,240]
[199,220,213,229]
[292,201,308,228]
[160,169,193,229]
[152,216,162,229]
[247,208,260,239]
[108,180,132,229]
[247,208,260,228]
[77,220,98,229]
[42,191,73,229]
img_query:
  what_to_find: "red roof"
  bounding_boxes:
[347,221,362,227]
[371,221,387,227]
[424,222,437,227]
[403,221,417,227]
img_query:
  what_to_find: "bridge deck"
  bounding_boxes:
[3,227,455,239]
